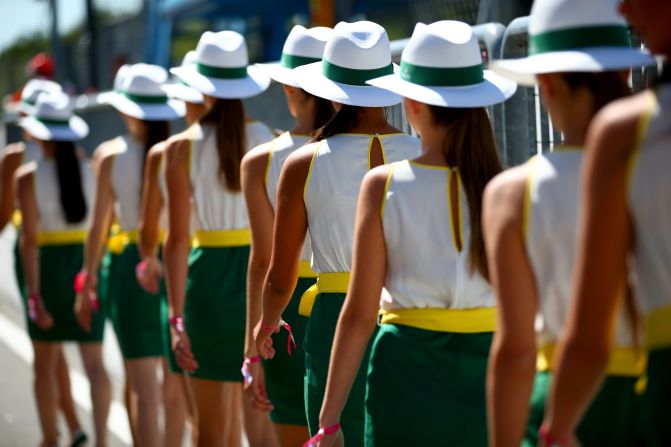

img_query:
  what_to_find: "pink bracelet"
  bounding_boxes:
[73,271,88,293]
[27,293,42,322]
[260,321,279,333]
[241,355,261,385]
[260,319,298,355]
[303,422,341,447]
[169,316,185,333]
[135,259,149,279]
[539,423,570,446]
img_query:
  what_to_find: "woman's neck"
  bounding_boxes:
[348,107,398,135]
[40,141,56,159]
[415,124,450,167]
[291,108,316,136]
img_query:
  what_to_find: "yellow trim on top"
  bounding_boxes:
[337,132,405,137]
[380,164,395,219]
[645,305,671,350]
[409,160,450,171]
[192,229,251,248]
[298,260,317,278]
[625,92,658,189]
[38,230,88,246]
[536,343,646,377]
[379,307,497,333]
[366,135,375,170]
[447,168,463,253]
[522,156,538,242]
[303,141,321,202]
[263,137,279,189]
[298,272,350,317]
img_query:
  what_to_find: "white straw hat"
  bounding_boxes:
[100,63,186,121]
[19,79,62,114]
[19,91,89,142]
[163,51,205,104]
[294,21,402,107]
[368,21,517,107]
[491,0,655,86]
[170,30,271,99]
[255,25,333,88]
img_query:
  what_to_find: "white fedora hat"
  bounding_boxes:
[163,51,205,104]
[170,30,270,99]
[19,91,89,142]
[255,25,332,88]
[491,0,655,86]
[368,21,517,108]
[294,21,402,107]
[100,63,186,121]
[19,79,62,114]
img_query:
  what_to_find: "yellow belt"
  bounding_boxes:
[107,230,138,254]
[298,272,350,317]
[537,343,646,377]
[38,230,87,245]
[379,307,497,333]
[192,229,251,248]
[298,260,317,279]
[12,210,22,228]
[646,305,671,350]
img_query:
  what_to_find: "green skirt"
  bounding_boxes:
[263,276,311,426]
[640,347,671,446]
[365,324,492,447]
[184,246,249,382]
[101,243,165,359]
[524,371,641,446]
[22,244,104,342]
[304,292,376,447]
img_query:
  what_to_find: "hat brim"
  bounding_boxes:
[255,62,301,88]
[163,82,205,104]
[367,70,517,108]
[294,61,403,107]
[491,47,656,86]
[170,64,271,99]
[99,92,186,121]
[19,115,89,142]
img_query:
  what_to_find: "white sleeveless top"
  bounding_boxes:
[381,160,492,311]
[189,121,274,231]
[34,158,94,232]
[22,140,42,165]
[110,135,144,231]
[264,131,312,262]
[629,85,671,316]
[526,151,634,347]
[304,133,420,273]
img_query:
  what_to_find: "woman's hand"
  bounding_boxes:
[304,423,343,447]
[171,317,198,372]
[74,273,97,332]
[136,257,163,294]
[242,356,274,412]
[28,293,54,330]
[253,320,280,360]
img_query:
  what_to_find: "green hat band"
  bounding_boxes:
[322,60,394,86]
[36,116,70,125]
[400,61,484,86]
[122,91,169,104]
[280,53,321,69]
[196,62,248,79]
[530,24,630,55]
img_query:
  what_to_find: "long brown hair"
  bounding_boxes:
[139,120,170,193]
[198,98,246,191]
[54,141,87,223]
[428,106,502,281]
[300,90,335,131]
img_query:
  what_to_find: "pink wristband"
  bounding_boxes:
[169,316,185,333]
[74,271,87,293]
[241,355,261,385]
[539,423,570,447]
[303,422,341,447]
[27,293,42,322]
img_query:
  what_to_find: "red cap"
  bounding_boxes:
[29,52,55,79]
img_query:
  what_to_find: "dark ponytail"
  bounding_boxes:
[560,71,630,117]
[140,120,170,193]
[199,98,246,191]
[428,106,503,281]
[301,90,335,131]
[310,105,358,142]
[54,141,87,224]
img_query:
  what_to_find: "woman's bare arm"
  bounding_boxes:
[0,144,26,229]
[317,166,389,437]
[138,142,167,260]
[544,93,648,438]
[483,165,539,447]
[15,165,39,296]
